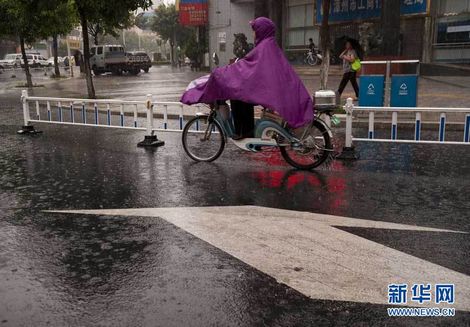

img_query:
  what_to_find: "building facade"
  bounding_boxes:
[432,0,470,63]
[206,0,470,64]
[284,0,318,48]
[310,0,470,63]
[208,0,255,66]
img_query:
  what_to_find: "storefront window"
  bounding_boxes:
[437,16,470,44]
[287,0,316,47]
[288,30,305,46]
[437,0,470,15]
[433,1,470,63]
[289,6,306,28]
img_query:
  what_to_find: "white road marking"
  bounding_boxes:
[47,206,470,311]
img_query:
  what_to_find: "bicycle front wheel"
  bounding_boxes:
[182,115,225,162]
[307,55,318,66]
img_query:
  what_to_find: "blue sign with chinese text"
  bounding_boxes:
[388,283,455,305]
[316,0,428,24]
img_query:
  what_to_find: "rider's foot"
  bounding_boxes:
[232,134,245,141]
[233,133,254,140]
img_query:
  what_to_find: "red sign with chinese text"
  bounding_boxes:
[179,0,208,26]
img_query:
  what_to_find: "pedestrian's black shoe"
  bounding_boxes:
[232,134,245,141]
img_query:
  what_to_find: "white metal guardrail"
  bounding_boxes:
[341,98,470,157]
[18,90,206,147]
[20,91,470,152]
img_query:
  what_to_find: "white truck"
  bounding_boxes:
[90,45,152,76]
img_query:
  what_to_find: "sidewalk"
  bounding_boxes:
[163,70,470,123]
[297,69,470,125]
[294,65,344,77]
[5,64,470,125]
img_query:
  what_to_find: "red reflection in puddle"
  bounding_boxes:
[250,161,348,213]
[285,173,322,190]
[248,150,350,213]
[254,170,284,188]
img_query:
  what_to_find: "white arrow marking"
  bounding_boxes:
[46,206,470,311]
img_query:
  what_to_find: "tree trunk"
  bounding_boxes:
[79,11,96,99]
[20,36,33,89]
[170,42,174,66]
[52,35,60,77]
[90,24,100,46]
[320,0,331,90]
[381,0,401,56]
[171,30,176,66]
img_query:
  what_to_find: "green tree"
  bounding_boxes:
[88,23,104,46]
[73,0,152,98]
[0,0,41,88]
[183,31,207,67]
[151,4,192,65]
[0,0,77,85]
[89,14,135,46]
[135,12,154,31]
[38,0,77,77]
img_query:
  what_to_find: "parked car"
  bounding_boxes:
[0,53,22,68]
[22,54,49,68]
[32,54,49,67]
[47,56,64,66]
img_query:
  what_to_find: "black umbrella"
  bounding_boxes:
[346,38,363,59]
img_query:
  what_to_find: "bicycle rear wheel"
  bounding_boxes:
[280,120,333,170]
[182,115,225,162]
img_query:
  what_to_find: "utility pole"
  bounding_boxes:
[381,0,401,56]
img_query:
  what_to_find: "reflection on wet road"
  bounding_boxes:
[1,123,469,326]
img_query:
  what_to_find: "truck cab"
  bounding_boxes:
[90,45,126,75]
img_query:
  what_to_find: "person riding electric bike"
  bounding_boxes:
[181,17,314,134]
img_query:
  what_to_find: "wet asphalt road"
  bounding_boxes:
[1,67,470,326]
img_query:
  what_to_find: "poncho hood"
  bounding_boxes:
[251,17,276,45]
[181,17,314,128]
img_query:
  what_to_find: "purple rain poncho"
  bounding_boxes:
[181,17,314,128]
